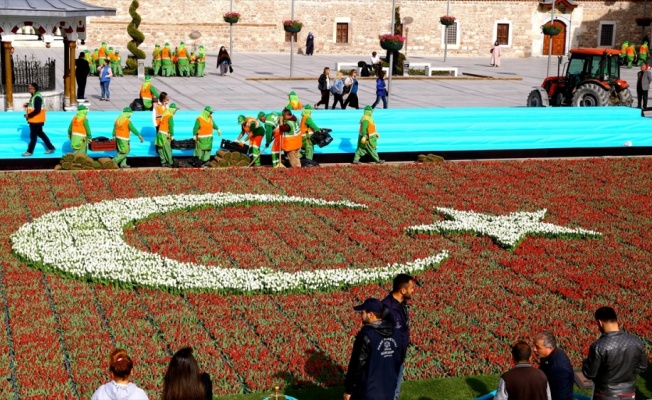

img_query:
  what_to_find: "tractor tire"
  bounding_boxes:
[617,88,633,106]
[571,83,610,107]
[526,90,543,107]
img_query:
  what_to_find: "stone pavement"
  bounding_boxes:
[10,41,643,112]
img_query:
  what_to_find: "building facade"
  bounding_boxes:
[77,0,645,57]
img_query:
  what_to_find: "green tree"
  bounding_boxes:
[126,0,146,72]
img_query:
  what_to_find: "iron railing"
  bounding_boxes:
[0,56,56,94]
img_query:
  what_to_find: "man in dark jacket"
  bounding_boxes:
[533,330,574,400]
[75,51,91,101]
[495,341,551,400]
[344,298,404,400]
[582,307,647,400]
[381,274,415,400]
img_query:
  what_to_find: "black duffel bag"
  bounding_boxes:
[130,98,145,112]
[170,139,195,149]
[220,139,250,154]
[310,128,333,148]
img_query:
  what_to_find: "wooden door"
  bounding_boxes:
[542,20,566,56]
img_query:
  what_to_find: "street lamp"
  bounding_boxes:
[444,0,450,62]
[229,0,233,56]
[387,0,396,108]
[290,0,295,77]
[546,0,556,77]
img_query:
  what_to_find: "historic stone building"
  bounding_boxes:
[80,0,646,57]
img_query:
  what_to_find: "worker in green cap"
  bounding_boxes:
[113,50,124,76]
[193,106,221,165]
[639,41,649,66]
[258,111,281,167]
[353,106,384,165]
[161,43,173,77]
[155,103,178,167]
[112,107,143,168]
[85,49,96,76]
[177,42,190,76]
[236,114,266,166]
[67,104,92,155]
[299,105,320,160]
[286,91,303,110]
[140,75,160,110]
[197,45,206,77]
[98,42,108,66]
[620,40,629,63]
[152,44,162,76]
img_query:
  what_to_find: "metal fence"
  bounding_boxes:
[0,56,56,94]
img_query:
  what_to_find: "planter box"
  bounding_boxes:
[284,25,302,33]
[380,41,404,51]
[440,20,455,26]
[224,17,239,24]
[636,18,652,27]
[542,27,562,36]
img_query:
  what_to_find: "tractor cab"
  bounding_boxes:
[527,48,632,107]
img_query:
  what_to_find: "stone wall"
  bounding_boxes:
[82,0,646,58]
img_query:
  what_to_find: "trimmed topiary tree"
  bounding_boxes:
[126,0,146,73]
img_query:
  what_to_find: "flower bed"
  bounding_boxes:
[0,159,652,396]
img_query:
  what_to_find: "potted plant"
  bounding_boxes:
[440,15,456,26]
[636,17,652,27]
[379,34,406,51]
[283,20,302,33]
[542,23,562,36]
[223,12,240,24]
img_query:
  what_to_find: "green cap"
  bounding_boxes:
[77,104,88,111]
[238,115,245,124]
[304,104,312,110]
[257,111,266,119]
[165,42,170,46]
[145,74,151,80]
[155,44,160,47]
[101,42,106,46]
[108,47,114,50]
[364,105,373,111]
[123,107,133,113]
[180,41,185,46]
[204,106,213,113]
[289,91,296,96]
[169,103,178,109]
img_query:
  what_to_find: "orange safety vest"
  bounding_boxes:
[282,119,302,151]
[154,104,167,126]
[161,47,171,60]
[359,117,377,134]
[177,48,188,60]
[288,100,302,110]
[640,44,648,54]
[159,114,172,135]
[115,119,132,140]
[300,116,315,137]
[27,94,46,124]
[98,47,107,57]
[242,117,259,133]
[197,117,214,138]
[140,83,153,100]
[71,116,87,136]
[627,46,636,56]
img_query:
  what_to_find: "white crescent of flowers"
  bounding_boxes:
[10,193,449,294]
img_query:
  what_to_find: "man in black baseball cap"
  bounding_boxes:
[344,298,405,400]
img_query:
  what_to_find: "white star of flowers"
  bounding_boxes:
[406,207,602,250]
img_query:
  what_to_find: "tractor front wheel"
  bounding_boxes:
[526,90,544,107]
[571,83,610,107]
[618,89,633,106]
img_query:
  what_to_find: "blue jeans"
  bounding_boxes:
[372,95,387,109]
[100,80,110,99]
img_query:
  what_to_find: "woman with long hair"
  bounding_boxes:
[162,347,212,400]
[91,348,149,399]
[216,46,232,76]
[314,67,330,109]
[331,71,345,109]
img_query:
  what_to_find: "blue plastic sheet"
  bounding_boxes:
[1,107,650,159]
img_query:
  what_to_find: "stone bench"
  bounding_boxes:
[403,62,432,76]
[430,67,458,77]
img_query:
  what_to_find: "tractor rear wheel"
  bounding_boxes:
[618,89,633,106]
[571,83,610,107]
[526,90,543,107]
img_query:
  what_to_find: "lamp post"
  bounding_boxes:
[546,0,556,77]
[643,0,648,40]
[444,0,450,62]
[229,0,233,56]
[290,0,295,77]
[387,0,396,108]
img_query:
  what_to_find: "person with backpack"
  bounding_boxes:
[343,70,359,109]
[331,71,345,109]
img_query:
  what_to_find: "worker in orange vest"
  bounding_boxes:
[177,42,190,77]
[139,75,160,110]
[352,106,384,164]
[98,42,108,66]
[277,108,303,167]
[299,105,320,160]
[152,44,162,76]
[639,41,649,66]
[67,104,92,155]
[152,92,169,132]
[112,107,144,168]
[627,42,636,68]
[155,103,178,167]
[236,115,266,166]
[193,106,221,165]
[22,82,56,156]
[286,91,303,110]
[161,43,173,77]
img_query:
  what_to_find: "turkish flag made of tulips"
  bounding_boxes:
[1,158,650,397]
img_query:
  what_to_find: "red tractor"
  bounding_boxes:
[527,48,633,107]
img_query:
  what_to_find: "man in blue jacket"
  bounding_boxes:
[344,298,405,400]
[381,274,415,400]
[533,330,574,400]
